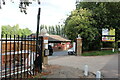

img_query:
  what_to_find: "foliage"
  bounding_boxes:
[1,24,32,38]
[64,2,120,51]
[78,2,120,40]
[82,50,117,56]
[39,24,65,37]
[64,8,99,50]
[0,0,40,14]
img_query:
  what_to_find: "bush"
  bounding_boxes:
[82,50,117,56]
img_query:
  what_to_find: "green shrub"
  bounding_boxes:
[82,50,117,56]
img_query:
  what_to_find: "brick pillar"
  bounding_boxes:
[76,36,82,56]
[42,36,48,65]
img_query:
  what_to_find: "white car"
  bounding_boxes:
[67,47,75,55]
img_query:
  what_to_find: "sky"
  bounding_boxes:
[0,0,76,33]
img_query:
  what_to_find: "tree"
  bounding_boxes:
[40,24,66,36]
[11,24,19,36]
[1,25,12,37]
[51,26,55,35]
[77,2,120,33]
[22,28,32,36]
[0,0,40,14]
[64,8,99,51]
[1,24,32,38]
[77,2,120,48]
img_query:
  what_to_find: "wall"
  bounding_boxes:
[52,42,72,52]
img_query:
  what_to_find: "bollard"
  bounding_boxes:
[118,48,120,51]
[96,71,101,80]
[112,48,114,52]
[84,65,88,76]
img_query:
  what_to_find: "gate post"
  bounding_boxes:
[42,36,48,65]
[76,35,82,56]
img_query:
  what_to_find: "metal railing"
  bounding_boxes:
[0,35,43,79]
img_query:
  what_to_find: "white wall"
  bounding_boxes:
[73,42,76,52]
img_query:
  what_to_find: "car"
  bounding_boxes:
[67,47,75,55]
[48,45,53,56]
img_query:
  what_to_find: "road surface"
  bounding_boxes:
[100,54,119,78]
[48,51,119,78]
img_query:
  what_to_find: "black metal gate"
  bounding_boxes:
[0,34,43,79]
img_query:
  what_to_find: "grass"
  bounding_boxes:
[82,50,118,56]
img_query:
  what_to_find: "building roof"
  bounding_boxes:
[28,34,71,43]
[48,35,71,43]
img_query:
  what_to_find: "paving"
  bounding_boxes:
[48,53,118,78]
[41,65,95,78]
[100,54,119,78]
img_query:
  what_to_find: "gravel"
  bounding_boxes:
[40,65,95,78]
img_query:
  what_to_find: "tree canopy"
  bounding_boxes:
[2,24,32,38]
[78,2,120,41]
[64,2,120,50]
[0,0,40,14]
[39,24,65,37]
[64,8,99,50]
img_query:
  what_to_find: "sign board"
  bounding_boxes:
[45,44,48,49]
[44,40,48,43]
[102,29,115,42]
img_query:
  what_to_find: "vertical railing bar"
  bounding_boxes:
[10,35,12,78]
[27,37,29,78]
[31,37,33,75]
[33,37,36,75]
[40,36,43,72]
[1,36,2,78]
[20,36,23,78]
[34,37,36,75]
[24,35,26,77]
[30,38,33,76]
[35,37,38,76]
[17,35,19,78]
[13,35,16,78]
[5,34,7,78]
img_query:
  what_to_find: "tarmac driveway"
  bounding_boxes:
[100,54,119,78]
[48,53,118,78]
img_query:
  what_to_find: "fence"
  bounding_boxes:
[0,35,43,79]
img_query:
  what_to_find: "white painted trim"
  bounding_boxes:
[2,50,31,55]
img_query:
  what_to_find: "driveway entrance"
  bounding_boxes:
[48,54,119,78]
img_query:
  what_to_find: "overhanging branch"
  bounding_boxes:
[0,0,40,14]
